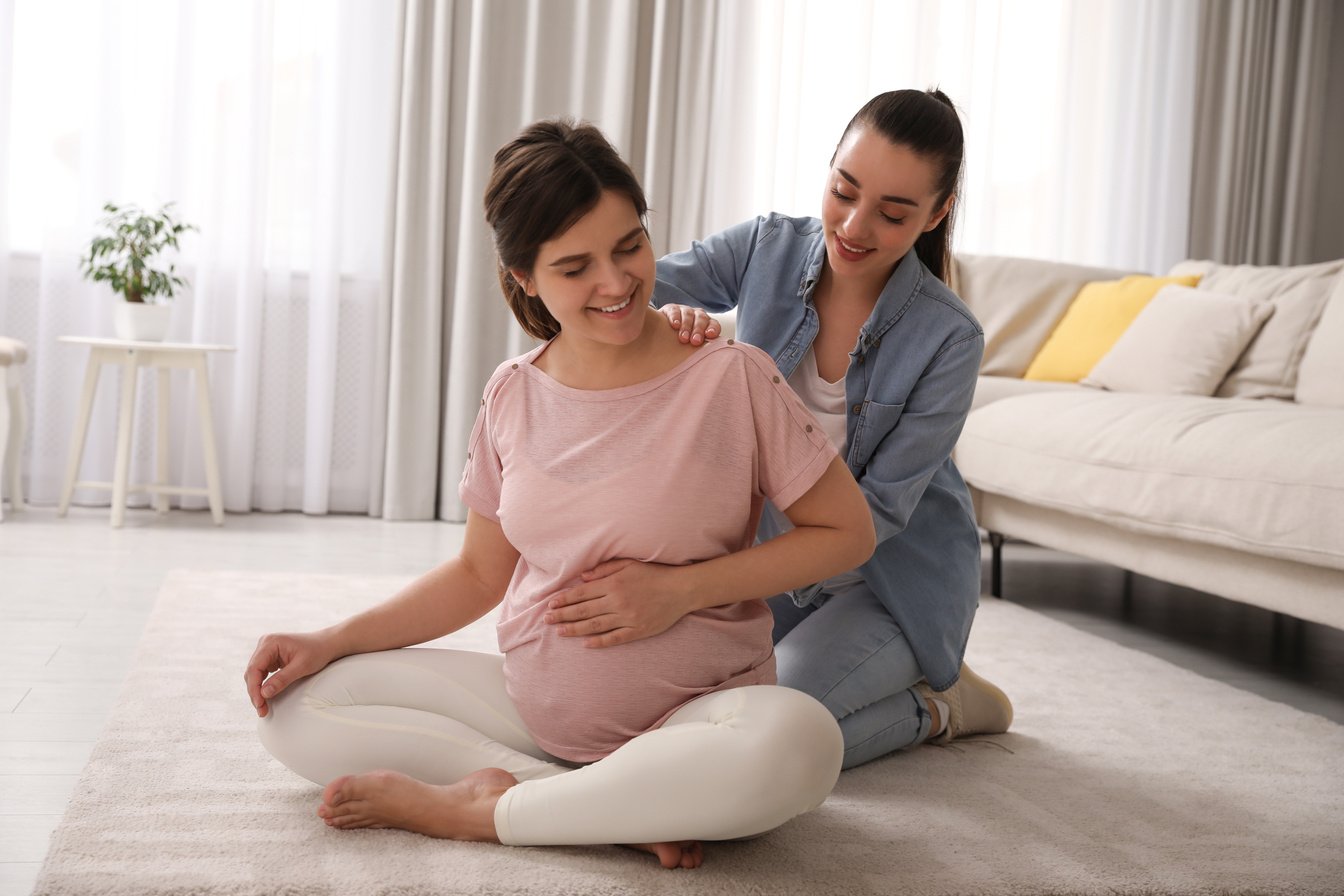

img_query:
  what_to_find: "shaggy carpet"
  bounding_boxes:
[32,571,1344,895]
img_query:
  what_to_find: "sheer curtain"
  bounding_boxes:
[0,0,397,514]
[0,0,741,521]
[3,0,1211,520]
[412,0,1203,523]
[0,0,12,331]
[701,0,1201,275]
[377,0,653,521]
[377,0,736,521]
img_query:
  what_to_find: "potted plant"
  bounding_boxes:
[80,201,196,342]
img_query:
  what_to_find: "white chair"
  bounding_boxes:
[0,336,28,520]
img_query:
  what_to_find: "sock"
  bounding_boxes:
[931,698,950,736]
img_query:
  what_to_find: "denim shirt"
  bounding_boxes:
[654,214,983,690]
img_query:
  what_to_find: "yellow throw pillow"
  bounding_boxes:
[1023,274,1202,381]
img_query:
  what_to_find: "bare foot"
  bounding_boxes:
[318,767,516,841]
[320,767,702,868]
[627,840,704,869]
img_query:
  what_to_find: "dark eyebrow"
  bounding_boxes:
[836,168,919,208]
[548,226,646,267]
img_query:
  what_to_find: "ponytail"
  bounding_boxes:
[914,212,954,285]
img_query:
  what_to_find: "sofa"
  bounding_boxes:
[949,254,1344,631]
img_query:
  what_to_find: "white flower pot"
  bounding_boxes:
[112,303,172,342]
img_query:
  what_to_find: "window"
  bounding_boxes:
[3,0,396,276]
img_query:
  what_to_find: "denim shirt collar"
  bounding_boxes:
[861,248,925,346]
[801,231,827,296]
[800,231,925,350]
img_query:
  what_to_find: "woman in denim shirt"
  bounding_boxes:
[546,89,1013,766]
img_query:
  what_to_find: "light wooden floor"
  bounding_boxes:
[1,506,1341,896]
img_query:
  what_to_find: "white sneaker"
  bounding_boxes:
[917,663,1013,745]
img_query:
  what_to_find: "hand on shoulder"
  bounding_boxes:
[657,303,723,346]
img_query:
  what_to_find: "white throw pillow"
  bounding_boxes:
[1082,285,1273,395]
[1295,277,1344,407]
[1169,259,1343,399]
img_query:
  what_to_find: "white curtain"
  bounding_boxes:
[3,0,1212,519]
[703,0,1201,275]
[0,0,12,333]
[0,0,397,514]
[413,0,1204,522]
[378,0,731,521]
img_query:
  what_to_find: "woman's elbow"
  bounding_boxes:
[791,458,877,570]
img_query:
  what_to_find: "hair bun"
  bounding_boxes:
[926,87,957,110]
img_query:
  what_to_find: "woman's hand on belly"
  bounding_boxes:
[543,558,695,647]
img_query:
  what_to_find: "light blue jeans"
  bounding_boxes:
[769,578,932,769]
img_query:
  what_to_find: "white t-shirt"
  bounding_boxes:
[783,345,867,595]
[786,345,848,454]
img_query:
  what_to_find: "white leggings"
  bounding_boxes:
[259,648,843,845]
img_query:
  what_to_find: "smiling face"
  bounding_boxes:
[821,126,952,284]
[512,189,655,348]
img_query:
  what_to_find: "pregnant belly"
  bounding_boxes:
[499,603,775,763]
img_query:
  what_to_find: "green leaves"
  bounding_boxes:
[79,201,198,304]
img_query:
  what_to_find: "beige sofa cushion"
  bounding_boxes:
[955,391,1344,570]
[1295,277,1344,407]
[971,375,1088,410]
[1082,285,1273,395]
[951,255,1137,378]
[1169,259,1343,399]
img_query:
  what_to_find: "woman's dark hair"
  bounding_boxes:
[484,119,648,340]
[834,88,964,283]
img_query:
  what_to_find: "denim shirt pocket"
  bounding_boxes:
[848,400,905,469]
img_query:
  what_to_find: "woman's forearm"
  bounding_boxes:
[674,521,872,613]
[324,557,503,659]
[677,456,875,611]
[324,511,517,658]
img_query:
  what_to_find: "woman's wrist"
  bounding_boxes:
[677,553,752,617]
[674,563,710,613]
[319,620,359,662]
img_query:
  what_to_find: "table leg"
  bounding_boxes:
[0,370,10,522]
[192,354,225,525]
[58,355,104,516]
[110,357,138,528]
[7,374,25,511]
[155,366,171,513]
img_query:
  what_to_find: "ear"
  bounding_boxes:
[510,269,537,297]
[923,194,955,233]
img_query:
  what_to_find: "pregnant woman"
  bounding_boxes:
[244,118,876,869]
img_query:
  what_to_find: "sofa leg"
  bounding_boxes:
[988,532,1005,599]
[1272,612,1303,665]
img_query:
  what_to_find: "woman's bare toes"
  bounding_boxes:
[627,840,704,869]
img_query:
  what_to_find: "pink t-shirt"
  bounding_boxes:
[459,338,836,762]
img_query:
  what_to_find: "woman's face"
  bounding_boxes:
[514,189,654,346]
[821,126,951,281]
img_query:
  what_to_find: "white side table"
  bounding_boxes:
[57,337,236,528]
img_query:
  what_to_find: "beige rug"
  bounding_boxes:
[33,571,1344,896]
